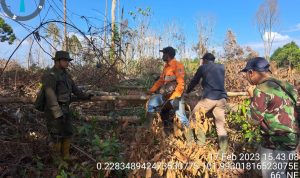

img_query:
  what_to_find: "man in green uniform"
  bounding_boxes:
[241,57,299,178]
[42,51,91,160]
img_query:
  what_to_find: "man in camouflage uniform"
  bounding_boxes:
[42,51,91,160]
[241,57,299,178]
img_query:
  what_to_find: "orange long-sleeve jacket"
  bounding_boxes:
[149,59,185,100]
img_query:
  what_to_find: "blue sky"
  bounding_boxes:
[1,0,300,66]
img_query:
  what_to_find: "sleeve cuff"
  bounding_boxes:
[53,110,63,119]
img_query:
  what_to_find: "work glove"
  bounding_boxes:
[87,93,94,99]
[82,93,94,100]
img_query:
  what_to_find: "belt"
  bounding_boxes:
[58,102,69,106]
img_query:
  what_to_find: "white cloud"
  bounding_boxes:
[244,38,300,57]
[284,23,300,32]
[263,31,290,42]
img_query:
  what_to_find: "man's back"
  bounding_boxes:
[187,62,227,100]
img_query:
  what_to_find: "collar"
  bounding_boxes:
[52,67,66,75]
[166,58,176,66]
[257,76,273,85]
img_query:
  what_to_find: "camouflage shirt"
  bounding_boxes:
[248,77,299,150]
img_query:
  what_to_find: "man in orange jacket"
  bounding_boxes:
[146,46,193,141]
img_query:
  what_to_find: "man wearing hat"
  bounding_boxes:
[146,46,193,143]
[42,51,91,161]
[186,52,228,153]
[241,57,298,178]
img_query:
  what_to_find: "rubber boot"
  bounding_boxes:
[61,138,71,161]
[184,127,195,145]
[218,135,228,156]
[195,129,206,146]
[143,112,156,128]
[50,141,62,165]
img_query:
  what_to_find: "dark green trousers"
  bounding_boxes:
[45,105,73,141]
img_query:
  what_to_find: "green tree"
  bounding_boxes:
[271,41,300,69]
[0,17,16,44]
[45,23,61,55]
[68,35,82,61]
[68,35,82,54]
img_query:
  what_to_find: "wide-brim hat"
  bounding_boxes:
[52,51,73,61]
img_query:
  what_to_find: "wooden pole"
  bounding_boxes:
[64,0,68,51]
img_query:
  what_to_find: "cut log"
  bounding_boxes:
[0,97,35,103]
[0,92,249,104]
[116,85,147,90]
[90,95,149,101]
[227,92,248,97]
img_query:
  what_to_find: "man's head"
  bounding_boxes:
[240,57,271,85]
[202,52,215,64]
[160,46,176,62]
[52,51,73,69]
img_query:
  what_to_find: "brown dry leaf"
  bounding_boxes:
[199,107,206,116]
[151,152,163,162]
[174,151,188,163]
[166,169,176,178]
[204,170,209,178]
[122,120,129,129]
[158,162,164,176]
[145,168,152,178]
[104,170,111,177]
[203,120,209,133]
[192,166,199,176]
[174,127,182,137]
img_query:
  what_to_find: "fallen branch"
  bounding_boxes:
[71,144,97,162]
[86,115,140,122]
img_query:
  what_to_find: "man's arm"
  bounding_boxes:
[43,73,63,119]
[186,66,203,94]
[149,72,165,93]
[70,76,90,100]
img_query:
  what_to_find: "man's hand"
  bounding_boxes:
[182,93,188,100]
[247,85,256,98]
[146,90,152,95]
[57,115,67,123]
[87,93,94,99]
[159,88,165,94]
